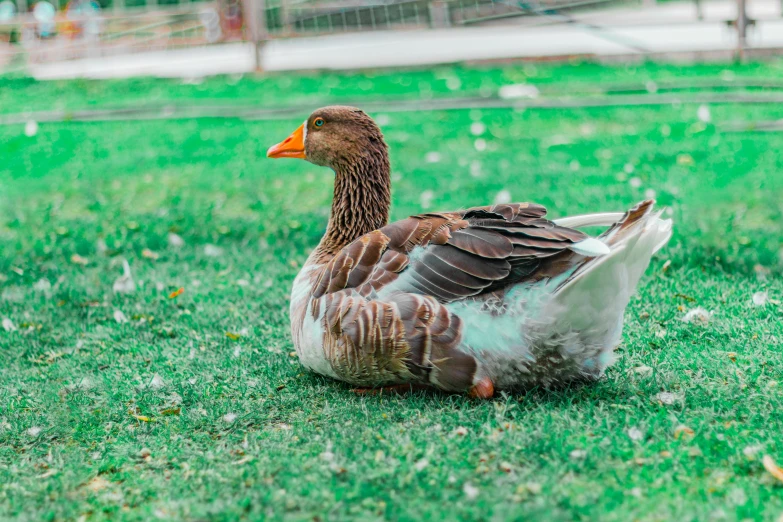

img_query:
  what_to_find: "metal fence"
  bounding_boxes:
[259,0,619,35]
[0,0,769,73]
[0,0,634,68]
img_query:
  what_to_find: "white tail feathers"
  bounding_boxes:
[554,202,672,307]
[569,237,610,257]
[555,204,672,258]
[553,212,625,229]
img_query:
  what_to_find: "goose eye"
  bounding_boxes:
[314,118,325,128]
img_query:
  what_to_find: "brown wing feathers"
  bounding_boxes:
[314,202,588,302]
[312,202,589,391]
[397,204,587,302]
[319,289,471,390]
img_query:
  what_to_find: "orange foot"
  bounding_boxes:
[468,377,495,399]
[351,383,432,396]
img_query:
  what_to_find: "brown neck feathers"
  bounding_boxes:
[317,143,391,258]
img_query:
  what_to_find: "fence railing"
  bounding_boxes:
[0,0,772,72]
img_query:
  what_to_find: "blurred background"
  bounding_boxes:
[0,0,782,77]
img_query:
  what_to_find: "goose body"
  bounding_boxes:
[268,106,672,397]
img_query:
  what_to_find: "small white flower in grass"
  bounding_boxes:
[624,163,635,174]
[579,123,595,137]
[470,122,486,136]
[697,105,711,123]
[682,307,712,324]
[655,391,680,405]
[113,310,128,324]
[27,426,42,437]
[453,426,468,437]
[2,318,17,332]
[374,114,391,126]
[526,482,542,495]
[644,189,657,199]
[469,160,482,178]
[320,450,335,462]
[569,160,581,172]
[33,279,52,294]
[149,374,165,389]
[446,77,462,91]
[473,138,487,152]
[424,151,441,164]
[629,487,642,498]
[462,482,479,500]
[660,124,671,137]
[629,177,642,189]
[494,189,512,205]
[743,444,762,459]
[223,413,237,423]
[113,259,136,295]
[752,291,768,307]
[728,487,747,506]
[24,120,38,137]
[233,346,242,358]
[645,81,658,94]
[498,84,539,100]
[414,458,429,471]
[420,190,434,210]
[631,365,653,377]
[569,449,586,460]
[627,427,643,441]
[168,233,185,248]
[545,135,571,148]
[204,244,223,257]
[67,377,93,391]
[188,378,197,385]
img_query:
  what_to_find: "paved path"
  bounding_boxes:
[26,0,783,80]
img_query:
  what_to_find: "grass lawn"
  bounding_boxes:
[1,61,783,521]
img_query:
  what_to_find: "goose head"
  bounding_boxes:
[266,106,387,170]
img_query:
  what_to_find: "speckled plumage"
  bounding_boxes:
[269,106,673,396]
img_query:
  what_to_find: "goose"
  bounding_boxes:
[267,106,672,398]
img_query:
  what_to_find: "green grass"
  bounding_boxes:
[1,61,783,521]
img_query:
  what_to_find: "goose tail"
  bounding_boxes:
[547,200,672,355]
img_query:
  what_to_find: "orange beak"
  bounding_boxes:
[267,123,306,159]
